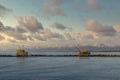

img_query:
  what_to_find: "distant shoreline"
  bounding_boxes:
[92,51,120,52]
[1,54,120,57]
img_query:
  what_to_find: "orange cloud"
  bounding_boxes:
[0,4,11,16]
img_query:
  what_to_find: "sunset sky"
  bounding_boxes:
[0,0,120,50]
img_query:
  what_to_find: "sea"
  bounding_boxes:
[0,52,120,80]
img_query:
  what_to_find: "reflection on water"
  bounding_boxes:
[0,52,120,80]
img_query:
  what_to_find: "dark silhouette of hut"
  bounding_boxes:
[16,45,28,56]
[78,50,90,56]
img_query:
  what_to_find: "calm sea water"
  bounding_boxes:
[0,52,120,80]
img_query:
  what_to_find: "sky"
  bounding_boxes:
[0,0,120,50]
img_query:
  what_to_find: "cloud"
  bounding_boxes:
[51,0,63,5]
[15,26,27,33]
[44,29,64,39]
[44,0,66,16]
[0,16,119,48]
[73,0,103,12]
[0,21,27,41]
[87,19,116,36]
[7,39,16,43]
[6,31,27,40]
[64,33,74,40]
[114,25,120,33]
[18,16,44,33]
[87,20,115,32]
[72,31,96,40]
[0,21,15,33]
[4,26,15,31]
[0,20,66,42]
[0,35,5,41]
[80,32,95,39]
[53,22,68,30]
[0,21,4,31]
[32,33,47,41]
[87,0,102,10]
[0,4,11,16]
